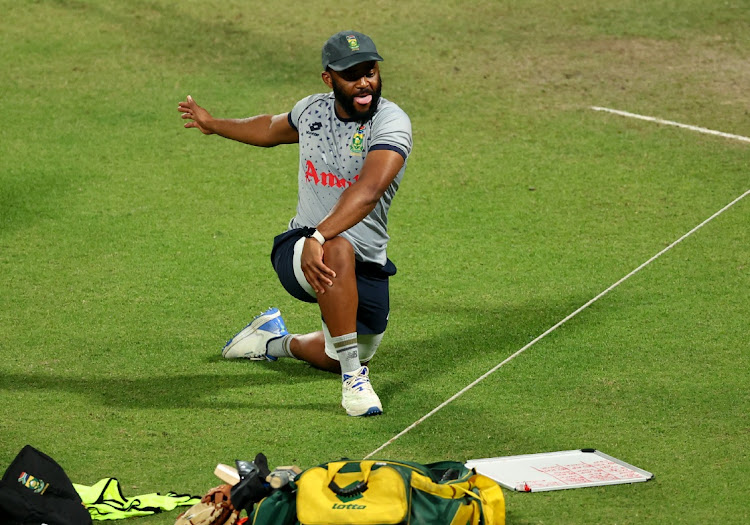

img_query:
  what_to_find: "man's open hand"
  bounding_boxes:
[300,238,336,295]
[178,95,214,134]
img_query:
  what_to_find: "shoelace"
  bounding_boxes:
[345,377,373,392]
[343,367,373,392]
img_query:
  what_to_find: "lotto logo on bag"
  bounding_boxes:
[332,503,367,510]
[18,471,50,494]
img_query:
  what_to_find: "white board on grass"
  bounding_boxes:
[466,449,653,492]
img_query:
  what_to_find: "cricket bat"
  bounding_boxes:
[214,463,240,486]
[213,463,302,488]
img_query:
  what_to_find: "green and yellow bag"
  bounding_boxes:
[250,459,504,525]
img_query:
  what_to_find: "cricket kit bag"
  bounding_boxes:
[248,458,505,525]
[0,445,93,525]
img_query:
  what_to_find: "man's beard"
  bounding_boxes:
[332,77,382,122]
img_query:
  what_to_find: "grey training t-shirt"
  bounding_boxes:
[287,93,412,265]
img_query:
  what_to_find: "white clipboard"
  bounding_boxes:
[466,449,654,492]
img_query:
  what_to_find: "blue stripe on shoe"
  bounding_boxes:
[258,317,287,334]
[362,406,383,417]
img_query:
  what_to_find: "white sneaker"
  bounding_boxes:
[341,366,383,417]
[222,307,288,360]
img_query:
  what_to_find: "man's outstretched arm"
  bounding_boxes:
[178,95,299,147]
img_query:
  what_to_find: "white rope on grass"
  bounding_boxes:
[365,188,750,459]
[590,106,750,144]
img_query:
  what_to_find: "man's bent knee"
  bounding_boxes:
[322,236,355,270]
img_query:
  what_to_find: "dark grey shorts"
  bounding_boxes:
[270,227,397,335]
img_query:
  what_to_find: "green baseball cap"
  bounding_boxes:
[321,30,383,71]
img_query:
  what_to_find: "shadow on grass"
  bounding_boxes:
[0,360,329,410]
[3,292,597,416]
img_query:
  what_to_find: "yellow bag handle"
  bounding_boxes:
[469,474,506,525]
[410,471,504,525]
[325,461,375,498]
[416,473,504,525]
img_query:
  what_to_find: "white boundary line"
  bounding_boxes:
[590,106,750,144]
[366,189,750,459]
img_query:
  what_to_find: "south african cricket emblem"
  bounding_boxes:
[346,35,360,51]
[350,124,366,154]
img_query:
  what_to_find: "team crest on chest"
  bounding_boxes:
[350,124,366,155]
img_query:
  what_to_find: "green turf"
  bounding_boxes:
[1,1,748,523]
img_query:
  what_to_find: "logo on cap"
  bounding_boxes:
[346,35,360,52]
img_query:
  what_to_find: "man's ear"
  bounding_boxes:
[321,70,333,89]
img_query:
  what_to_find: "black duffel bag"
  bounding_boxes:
[0,445,92,525]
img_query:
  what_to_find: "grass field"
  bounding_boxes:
[1,1,748,523]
